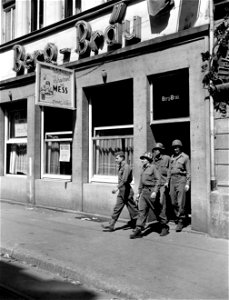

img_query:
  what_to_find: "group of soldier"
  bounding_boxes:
[102,139,191,239]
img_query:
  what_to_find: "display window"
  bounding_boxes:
[5,101,27,175]
[41,107,73,179]
[88,80,133,182]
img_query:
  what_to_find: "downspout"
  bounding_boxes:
[209,0,217,191]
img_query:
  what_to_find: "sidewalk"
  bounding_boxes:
[0,201,228,300]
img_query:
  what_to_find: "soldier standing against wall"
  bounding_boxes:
[152,143,170,236]
[165,140,191,232]
[130,152,160,239]
[102,151,138,232]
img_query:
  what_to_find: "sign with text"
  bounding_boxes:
[152,68,189,120]
[36,62,75,109]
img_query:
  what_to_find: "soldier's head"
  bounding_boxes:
[171,140,182,155]
[140,152,153,167]
[115,151,125,164]
[152,142,165,157]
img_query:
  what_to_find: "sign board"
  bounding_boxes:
[35,62,75,109]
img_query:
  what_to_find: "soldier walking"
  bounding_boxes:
[152,143,170,236]
[102,151,138,232]
[165,140,191,232]
[130,152,160,239]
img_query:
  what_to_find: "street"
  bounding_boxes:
[0,201,228,300]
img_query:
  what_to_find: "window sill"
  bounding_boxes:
[41,174,71,181]
[90,175,118,184]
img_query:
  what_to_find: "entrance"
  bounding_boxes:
[149,68,191,221]
[151,121,191,219]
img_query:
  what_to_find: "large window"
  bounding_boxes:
[89,80,133,182]
[5,101,27,175]
[42,107,73,179]
[2,0,15,43]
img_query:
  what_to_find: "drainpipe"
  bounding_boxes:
[209,0,217,191]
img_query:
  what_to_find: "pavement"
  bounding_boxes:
[0,200,228,300]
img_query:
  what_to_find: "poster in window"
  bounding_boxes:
[152,69,189,120]
[59,143,71,162]
[35,62,75,109]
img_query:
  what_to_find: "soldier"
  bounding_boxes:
[130,152,160,239]
[152,143,170,236]
[102,151,138,232]
[165,140,191,232]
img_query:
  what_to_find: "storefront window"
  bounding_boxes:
[6,102,27,175]
[42,107,73,179]
[89,80,133,182]
[92,126,133,177]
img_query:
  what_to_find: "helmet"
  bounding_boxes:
[153,143,165,151]
[140,152,153,162]
[172,140,183,147]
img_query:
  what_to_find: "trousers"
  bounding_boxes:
[169,176,187,220]
[111,185,138,221]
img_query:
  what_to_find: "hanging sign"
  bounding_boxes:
[35,62,75,109]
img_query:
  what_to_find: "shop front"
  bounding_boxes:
[1,0,227,238]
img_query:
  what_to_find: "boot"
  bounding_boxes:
[160,224,169,236]
[129,227,142,239]
[126,219,137,229]
[101,219,116,232]
[175,220,184,232]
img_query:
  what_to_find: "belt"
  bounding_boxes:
[171,173,186,177]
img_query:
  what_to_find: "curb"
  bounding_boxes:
[0,246,138,300]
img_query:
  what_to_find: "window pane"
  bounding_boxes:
[9,109,27,138]
[152,69,189,120]
[7,144,27,175]
[93,135,133,176]
[43,107,73,176]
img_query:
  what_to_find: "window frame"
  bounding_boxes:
[2,1,15,43]
[41,108,72,181]
[149,69,191,125]
[4,107,28,177]
[89,100,134,183]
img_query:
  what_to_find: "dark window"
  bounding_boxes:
[31,0,44,32]
[152,69,189,120]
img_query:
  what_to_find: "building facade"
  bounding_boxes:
[0,0,228,238]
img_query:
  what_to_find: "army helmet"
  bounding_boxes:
[153,142,165,151]
[140,152,153,162]
[171,139,183,147]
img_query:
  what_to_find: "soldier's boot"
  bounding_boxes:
[129,227,142,239]
[160,224,169,236]
[126,218,137,229]
[175,220,184,232]
[101,219,116,232]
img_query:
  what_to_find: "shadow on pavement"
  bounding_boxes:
[0,259,97,300]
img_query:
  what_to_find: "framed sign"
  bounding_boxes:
[35,62,75,109]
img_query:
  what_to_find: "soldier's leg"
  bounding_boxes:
[125,187,138,226]
[169,180,179,222]
[175,180,187,232]
[158,186,169,236]
[102,192,124,231]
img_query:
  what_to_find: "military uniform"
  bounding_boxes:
[153,153,170,224]
[136,162,160,229]
[167,151,190,224]
[111,160,138,222]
